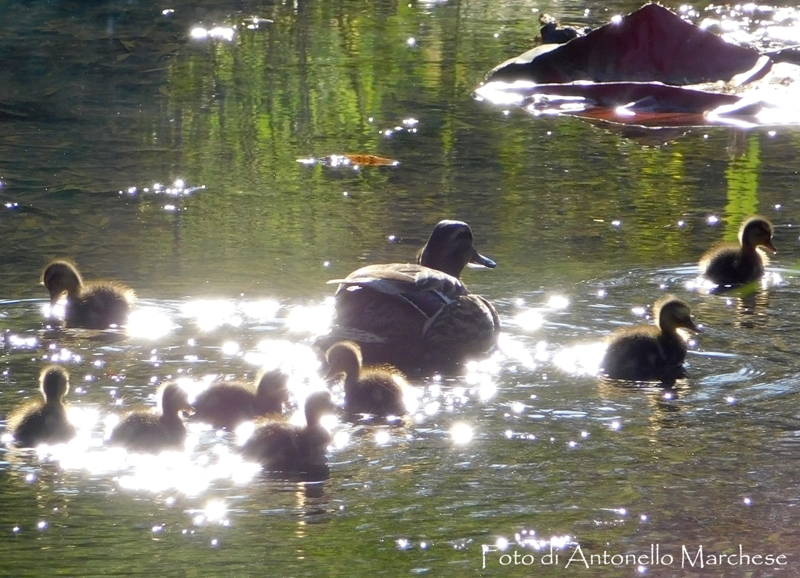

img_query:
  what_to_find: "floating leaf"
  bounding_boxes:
[297,154,399,168]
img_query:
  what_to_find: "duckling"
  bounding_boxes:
[325,341,411,417]
[6,366,77,447]
[42,260,135,329]
[600,296,700,381]
[699,216,777,286]
[324,220,500,373]
[191,369,290,430]
[108,383,193,453]
[239,390,336,473]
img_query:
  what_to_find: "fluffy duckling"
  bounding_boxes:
[108,383,193,453]
[239,391,335,472]
[600,296,700,381]
[42,260,135,329]
[325,341,410,417]
[6,366,77,447]
[191,369,290,430]
[699,216,777,286]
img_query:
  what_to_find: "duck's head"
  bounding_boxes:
[325,341,363,381]
[740,216,777,253]
[303,390,337,428]
[655,296,699,334]
[417,220,496,279]
[158,383,194,417]
[40,366,70,403]
[42,261,83,306]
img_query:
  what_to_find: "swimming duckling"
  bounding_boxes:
[239,390,336,473]
[191,369,290,430]
[600,296,700,381]
[324,220,500,372]
[6,366,77,447]
[108,383,193,453]
[325,341,411,417]
[699,216,777,286]
[42,260,135,329]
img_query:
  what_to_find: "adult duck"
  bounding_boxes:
[42,260,135,329]
[600,296,700,382]
[324,220,500,373]
[325,341,411,417]
[6,366,77,447]
[238,390,336,474]
[699,216,776,287]
[108,383,194,453]
[191,369,290,430]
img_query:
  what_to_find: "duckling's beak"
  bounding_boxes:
[324,368,344,383]
[49,291,66,308]
[470,249,497,269]
[182,405,196,416]
[765,240,777,254]
[686,319,701,333]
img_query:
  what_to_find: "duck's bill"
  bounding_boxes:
[470,250,497,269]
[766,241,778,254]
[687,319,701,333]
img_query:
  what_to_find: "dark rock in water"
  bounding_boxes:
[488,3,770,86]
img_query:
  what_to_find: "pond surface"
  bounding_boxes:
[2,0,800,576]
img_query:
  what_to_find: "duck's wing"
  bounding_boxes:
[329,264,467,298]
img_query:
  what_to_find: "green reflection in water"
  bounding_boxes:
[723,133,761,241]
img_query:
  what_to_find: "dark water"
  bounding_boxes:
[2,1,800,576]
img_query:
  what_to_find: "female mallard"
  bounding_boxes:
[7,366,77,447]
[699,216,777,286]
[325,220,500,373]
[191,369,290,430]
[600,296,700,381]
[239,390,336,473]
[108,383,194,453]
[325,341,411,417]
[42,260,135,329]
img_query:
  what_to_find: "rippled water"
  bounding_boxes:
[3,1,800,576]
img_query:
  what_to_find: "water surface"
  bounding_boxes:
[2,1,800,576]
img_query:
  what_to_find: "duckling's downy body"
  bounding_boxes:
[326,341,410,417]
[325,220,500,372]
[699,216,777,286]
[7,366,77,447]
[600,296,699,382]
[191,369,290,430]
[42,260,135,329]
[239,391,335,473]
[109,383,193,453]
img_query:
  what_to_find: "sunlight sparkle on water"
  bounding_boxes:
[221,341,240,356]
[497,333,536,368]
[240,299,280,321]
[473,81,529,106]
[552,342,606,376]
[182,300,241,331]
[245,340,322,380]
[6,334,37,348]
[450,422,474,445]
[190,26,235,41]
[514,309,544,331]
[285,299,333,335]
[127,308,174,339]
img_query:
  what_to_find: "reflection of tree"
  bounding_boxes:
[724,133,761,240]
